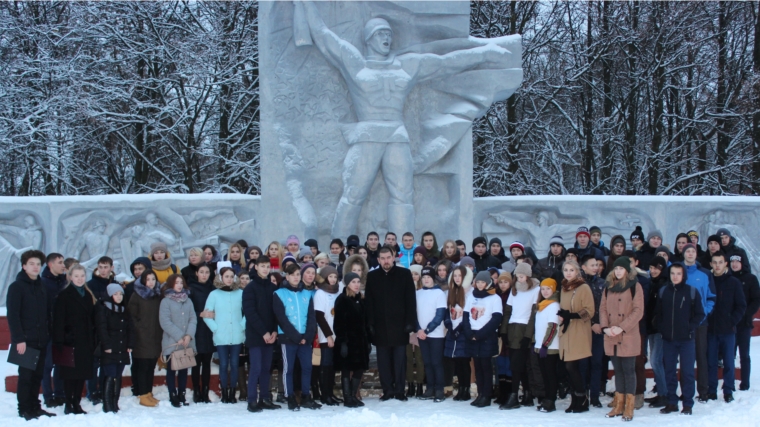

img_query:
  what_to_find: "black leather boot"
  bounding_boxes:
[102,377,115,413]
[350,377,365,407]
[228,387,237,404]
[342,377,358,408]
[221,387,229,404]
[500,392,520,410]
[202,385,211,403]
[169,391,181,408]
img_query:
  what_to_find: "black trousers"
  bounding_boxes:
[510,343,530,393]
[17,344,46,414]
[537,353,559,402]
[453,357,471,387]
[376,345,406,396]
[131,358,157,396]
[191,352,213,391]
[473,357,494,398]
[64,379,85,406]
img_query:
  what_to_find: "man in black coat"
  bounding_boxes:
[717,228,752,273]
[84,255,118,404]
[39,253,67,408]
[468,236,502,272]
[705,252,746,403]
[365,246,417,401]
[730,253,760,390]
[243,256,281,412]
[6,250,56,420]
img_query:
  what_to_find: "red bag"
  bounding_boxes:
[53,345,75,367]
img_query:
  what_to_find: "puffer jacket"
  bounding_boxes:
[203,277,245,346]
[96,301,135,365]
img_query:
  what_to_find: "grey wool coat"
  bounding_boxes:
[159,290,197,357]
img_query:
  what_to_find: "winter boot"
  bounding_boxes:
[114,377,122,412]
[139,394,158,407]
[102,377,115,413]
[201,385,210,403]
[634,393,644,409]
[350,377,365,407]
[571,393,589,413]
[221,387,229,404]
[500,392,520,410]
[311,366,322,401]
[320,368,339,405]
[434,389,446,403]
[605,392,624,418]
[342,377,358,408]
[458,386,471,402]
[228,387,238,404]
[565,394,578,413]
[407,382,416,398]
[649,395,668,408]
[178,390,189,406]
[169,391,181,408]
[327,368,343,403]
[538,398,556,413]
[622,394,635,421]
[418,384,435,400]
[193,388,201,404]
[416,383,424,397]
[148,392,160,404]
[494,375,509,405]
[300,393,322,410]
[238,368,248,402]
[521,391,534,407]
[287,395,299,411]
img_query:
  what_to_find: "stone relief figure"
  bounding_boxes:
[72,219,111,270]
[118,213,178,268]
[296,1,521,237]
[0,215,43,250]
[0,215,42,306]
[488,211,582,250]
[699,209,760,271]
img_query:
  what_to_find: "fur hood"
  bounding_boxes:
[343,254,369,284]
[212,272,241,291]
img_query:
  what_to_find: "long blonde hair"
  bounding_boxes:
[267,241,284,266]
[227,243,247,270]
[66,264,97,304]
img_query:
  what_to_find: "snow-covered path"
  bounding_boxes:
[3,339,760,427]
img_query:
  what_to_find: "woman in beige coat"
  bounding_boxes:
[601,256,644,421]
[557,260,594,414]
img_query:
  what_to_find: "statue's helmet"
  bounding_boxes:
[363,17,392,43]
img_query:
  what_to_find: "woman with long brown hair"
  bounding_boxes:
[444,265,473,401]
[159,274,197,408]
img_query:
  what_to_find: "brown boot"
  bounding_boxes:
[605,392,624,418]
[607,389,617,407]
[148,392,160,404]
[139,394,158,407]
[622,394,635,421]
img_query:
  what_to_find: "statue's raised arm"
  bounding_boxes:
[298,1,365,78]
[406,43,513,83]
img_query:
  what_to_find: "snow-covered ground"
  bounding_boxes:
[3,339,760,426]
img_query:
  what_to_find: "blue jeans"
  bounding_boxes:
[42,341,64,399]
[419,337,445,392]
[649,333,667,397]
[589,332,605,397]
[708,333,736,394]
[282,343,312,397]
[166,368,188,393]
[496,355,512,376]
[663,339,696,407]
[101,363,126,378]
[86,356,101,399]
[217,344,241,389]
[736,325,752,390]
[248,345,274,403]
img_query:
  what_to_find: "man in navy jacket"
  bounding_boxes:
[730,254,760,390]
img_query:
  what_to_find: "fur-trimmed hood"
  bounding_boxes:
[343,254,369,284]
[212,272,241,291]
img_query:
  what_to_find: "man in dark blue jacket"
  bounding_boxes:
[656,263,705,415]
[7,250,56,420]
[730,254,760,390]
[703,252,746,403]
[716,228,751,273]
[39,253,67,408]
[635,229,663,271]
[573,227,604,260]
[243,255,281,412]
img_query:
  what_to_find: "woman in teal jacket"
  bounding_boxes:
[204,267,245,403]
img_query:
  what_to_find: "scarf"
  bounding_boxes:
[152,256,172,271]
[104,301,125,313]
[607,277,637,294]
[318,281,339,294]
[538,291,559,312]
[74,284,85,297]
[134,278,159,299]
[472,285,496,298]
[561,277,586,292]
[165,288,189,303]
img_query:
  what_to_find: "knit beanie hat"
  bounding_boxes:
[472,236,487,248]
[107,283,124,297]
[630,226,644,241]
[150,241,168,257]
[498,272,512,283]
[459,256,476,269]
[730,254,743,264]
[686,230,699,241]
[612,256,631,273]
[286,235,300,246]
[610,235,626,248]
[655,246,672,257]
[716,228,731,238]
[682,243,697,254]
[300,263,316,278]
[298,247,313,260]
[589,225,602,235]
[489,237,502,248]
[409,264,423,277]
[646,229,663,241]
[549,235,564,247]
[346,235,361,248]
[343,272,360,286]
[509,241,525,252]
[650,256,667,271]
[540,278,557,293]
[474,271,492,286]
[304,238,319,249]
[514,262,532,278]
[576,226,590,239]
[707,235,721,245]
[318,265,338,281]
[420,266,435,279]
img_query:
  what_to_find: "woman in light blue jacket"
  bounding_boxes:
[204,267,245,403]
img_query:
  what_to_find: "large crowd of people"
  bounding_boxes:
[6,225,760,421]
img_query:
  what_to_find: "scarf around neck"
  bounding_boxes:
[152,256,172,271]
[538,292,559,312]
[165,288,189,303]
[561,277,586,293]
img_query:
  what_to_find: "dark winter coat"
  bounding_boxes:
[708,271,747,335]
[722,237,752,273]
[365,265,417,347]
[181,263,200,287]
[188,277,216,354]
[87,271,117,302]
[656,280,705,342]
[636,272,651,336]
[573,242,605,263]
[7,271,50,350]
[635,242,658,271]
[333,292,371,371]
[538,248,565,282]
[646,273,668,335]
[40,266,67,318]
[583,272,607,328]
[243,273,278,348]
[443,310,470,358]
[125,257,153,303]
[734,269,760,328]
[366,248,380,270]
[96,301,135,365]
[126,280,163,359]
[467,251,502,273]
[53,285,96,380]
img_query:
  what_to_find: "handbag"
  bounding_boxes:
[52,345,75,368]
[161,344,197,371]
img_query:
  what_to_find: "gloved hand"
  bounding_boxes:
[539,345,548,359]
[340,342,348,358]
